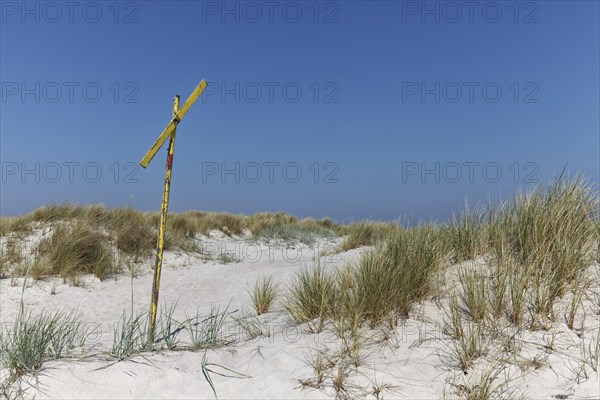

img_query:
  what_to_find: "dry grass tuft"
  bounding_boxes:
[445,209,487,263]
[109,207,156,259]
[352,225,445,324]
[458,267,489,323]
[249,275,279,315]
[285,262,337,331]
[285,225,445,332]
[36,223,113,282]
[339,221,401,251]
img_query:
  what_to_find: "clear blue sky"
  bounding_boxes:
[1,1,598,223]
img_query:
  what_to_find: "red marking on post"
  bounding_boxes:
[166,154,174,169]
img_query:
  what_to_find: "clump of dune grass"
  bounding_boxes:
[185,305,230,350]
[246,211,300,233]
[339,221,401,251]
[458,267,488,323]
[451,321,487,373]
[340,222,374,251]
[0,249,9,279]
[0,239,25,279]
[111,311,149,360]
[565,272,592,330]
[30,203,89,223]
[331,267,365,337]
[109,207,155,259]
[513,178,593,257]
[336,319,366,368]
[164,231,201,253]
[486,243,513,321]
[164,212,206,251]
[506,264,530,327]
[3,239,23,266]
[445,209,487,263]
[165,210,340,241]
[199,211,246,236]
[286,226,445,332]
[443,296,488,374]
[168,212,203,238]
[0,203,83,237]
[36,222,113,282]
[232,309,271,340]
[300,347,336,389]
[285,263,337,331]
[348,247,395,328]
[111,303,232,358]
[450,176,599,331]
[443,297,466,341]
[315,216,339,232]
[0,305,84,377]
[352,226,445,325]
[0,216,33,237]
[0,241,29,282]
[249,275,279,315]
[450,361,522,400]
[484,176,598,329]
[581,328,600,373]
[157,301,181,350]
[331,353,355,399]
[507,177,595,291]
[253,221,336,245]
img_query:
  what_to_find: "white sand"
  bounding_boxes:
[1,233,599,399]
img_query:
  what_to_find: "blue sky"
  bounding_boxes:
[1,1,598,223]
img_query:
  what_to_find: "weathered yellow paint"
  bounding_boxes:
[147,95,179,345]
[140,80,207,168]
[141,80,207,345]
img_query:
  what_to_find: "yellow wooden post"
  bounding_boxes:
[139,80,207,346]
[147,95,179,344]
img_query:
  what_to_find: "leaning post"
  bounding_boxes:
[139,80,207,346]
[147,95,179,345]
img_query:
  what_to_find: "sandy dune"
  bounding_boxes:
[1,233,599,399]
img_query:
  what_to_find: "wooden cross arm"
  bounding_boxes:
[140,79,208,168]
